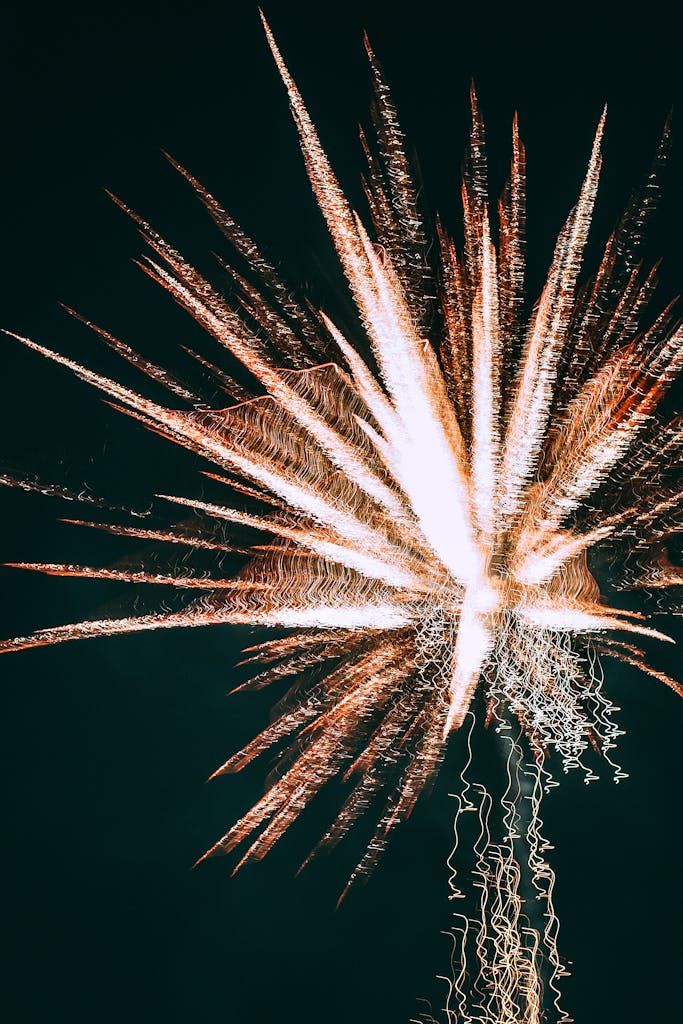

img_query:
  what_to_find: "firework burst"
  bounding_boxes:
[2,15,681,1021]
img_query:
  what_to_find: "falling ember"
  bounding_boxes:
[2,14,681,1023]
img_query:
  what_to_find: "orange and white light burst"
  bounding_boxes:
[2,13,681,953]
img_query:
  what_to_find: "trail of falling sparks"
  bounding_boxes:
[2,15,682,1023]
[435,717,571,1024]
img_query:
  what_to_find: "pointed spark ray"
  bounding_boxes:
[470,210,501,544]
[4,562,269,589]
[155,493,431,591]
[61,305,202,404]
[60,518,248,553]
[2,21,681,1024]
[499,110,606,528]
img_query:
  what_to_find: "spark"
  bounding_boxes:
[2,16,681,1022]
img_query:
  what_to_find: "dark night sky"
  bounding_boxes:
[1,3,682,1023]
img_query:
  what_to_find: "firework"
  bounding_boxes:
[2,15,681,1022]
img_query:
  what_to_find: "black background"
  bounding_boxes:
[2,3,682,1023]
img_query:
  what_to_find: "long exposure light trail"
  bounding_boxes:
[2,15,681,1021]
